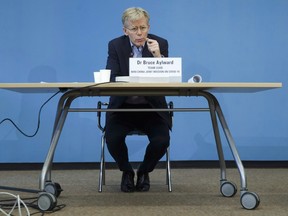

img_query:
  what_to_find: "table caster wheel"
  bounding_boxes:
[240,191,260,210]
[37,192,57,211]
[220,181,237,197]
[45,181,63,197]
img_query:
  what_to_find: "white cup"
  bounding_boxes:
[93,72,101,83]
[100,69,111,83]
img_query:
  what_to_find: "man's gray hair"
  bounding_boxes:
[122,7,150,27]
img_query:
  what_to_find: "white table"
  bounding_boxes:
[0,82,282,210]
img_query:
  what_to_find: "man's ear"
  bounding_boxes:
[123,27,128,36]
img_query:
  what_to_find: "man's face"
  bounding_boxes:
[123,17,150,47]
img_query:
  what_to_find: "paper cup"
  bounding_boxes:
[93,72,101,83]
[100,69,111,82]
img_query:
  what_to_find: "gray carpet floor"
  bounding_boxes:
[0,168,287,215]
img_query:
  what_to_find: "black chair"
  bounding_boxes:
[97,101,173,192]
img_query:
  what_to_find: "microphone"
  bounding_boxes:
[130,52,134,57]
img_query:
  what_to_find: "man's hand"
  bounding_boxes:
[146,38,162,57]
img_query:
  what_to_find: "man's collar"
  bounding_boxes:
[129,40,145,50]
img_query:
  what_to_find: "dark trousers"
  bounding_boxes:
[105,103,170,173]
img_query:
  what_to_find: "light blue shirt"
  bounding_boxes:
[132,45,143,58]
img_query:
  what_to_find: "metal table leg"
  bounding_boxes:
[39,92,78,190]
[199,91,260,209]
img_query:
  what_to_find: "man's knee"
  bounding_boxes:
[151,135,170,149]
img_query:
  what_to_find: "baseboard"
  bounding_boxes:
[0,160,288,171]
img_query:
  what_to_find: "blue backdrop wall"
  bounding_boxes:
[0,0,287,163]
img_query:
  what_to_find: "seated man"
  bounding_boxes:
[105,7,172,192]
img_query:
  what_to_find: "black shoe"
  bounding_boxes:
[121,171,135,192]
[136,172,150,192]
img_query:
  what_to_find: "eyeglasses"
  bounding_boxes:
[125,26,148,33]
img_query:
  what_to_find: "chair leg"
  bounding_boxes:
[98,133,106,192]
[166,146,172,192]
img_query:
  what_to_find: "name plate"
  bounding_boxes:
[129,57,182,83]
